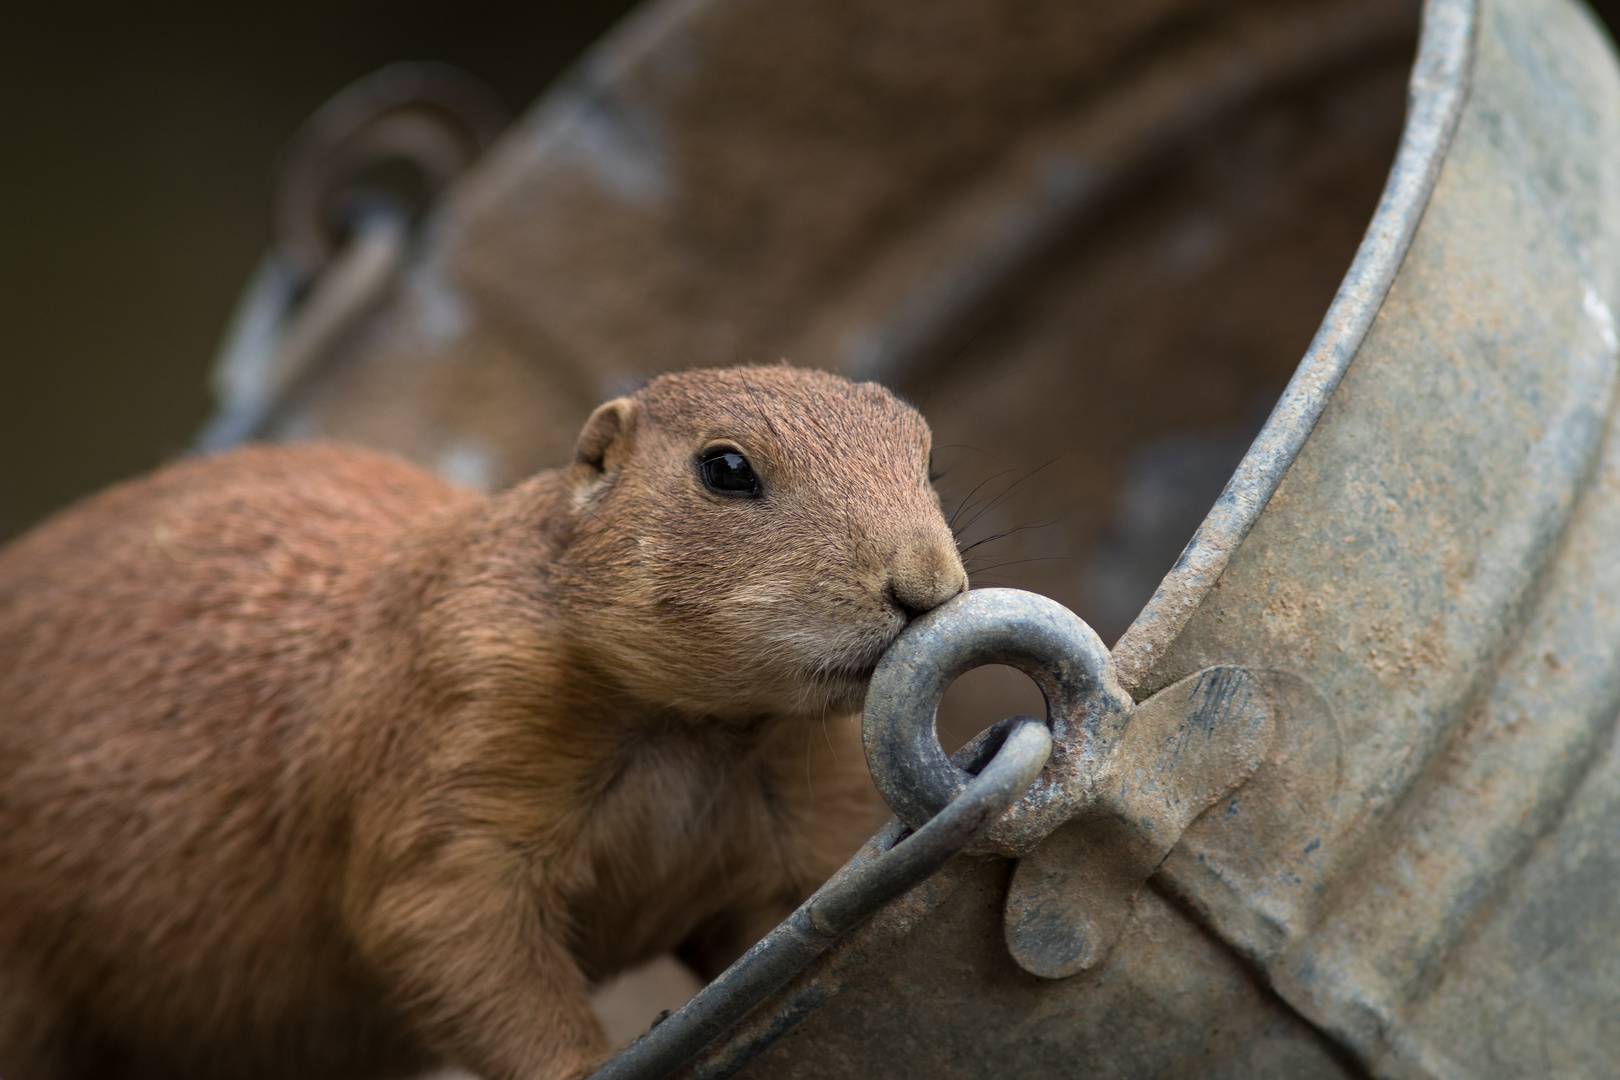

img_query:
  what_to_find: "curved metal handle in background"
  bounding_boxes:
[274,61,507,282]
[195,63,508,454]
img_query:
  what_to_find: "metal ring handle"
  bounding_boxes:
[863,588,1132,855]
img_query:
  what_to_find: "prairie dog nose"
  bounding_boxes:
[886,527,969,617]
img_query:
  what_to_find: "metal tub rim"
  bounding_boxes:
[1110,0,1477,695]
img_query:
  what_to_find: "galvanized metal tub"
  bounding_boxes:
[213,0,1620,1074]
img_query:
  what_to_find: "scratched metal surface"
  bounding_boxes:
[232,0,1620,1074]
[1143,0,1620,1074]
[743,0,1620,1074]
[721,0,1620,1069]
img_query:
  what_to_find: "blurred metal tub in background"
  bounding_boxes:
[209,0,1620,1073]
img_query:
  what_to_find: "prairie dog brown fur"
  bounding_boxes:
[0,366,967,1080]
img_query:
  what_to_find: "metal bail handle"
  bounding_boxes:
[863,588,1132,856]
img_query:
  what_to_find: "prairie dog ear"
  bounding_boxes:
[575,398,637,473]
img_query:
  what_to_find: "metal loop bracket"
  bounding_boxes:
[275,62,508,280]
[862,588,1133,856]
[196,63,508,453]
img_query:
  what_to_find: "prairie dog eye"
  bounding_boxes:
[698,447,761,496]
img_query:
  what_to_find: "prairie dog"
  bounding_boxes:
[0,366,968,1080]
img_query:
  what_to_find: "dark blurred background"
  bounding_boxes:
[0,1,637,542]
[0,0,1616,543]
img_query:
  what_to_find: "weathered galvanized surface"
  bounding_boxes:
[211,0,1620,1074]
[717,0,1620,1074]
[1004,664,1275,980]
[1147,0,1620,1073]
[1110,0,1474,683]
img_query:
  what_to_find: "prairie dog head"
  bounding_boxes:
[555,365,967,719]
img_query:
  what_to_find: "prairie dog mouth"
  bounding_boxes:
[797,655,885,713]
[772,613,912,710]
